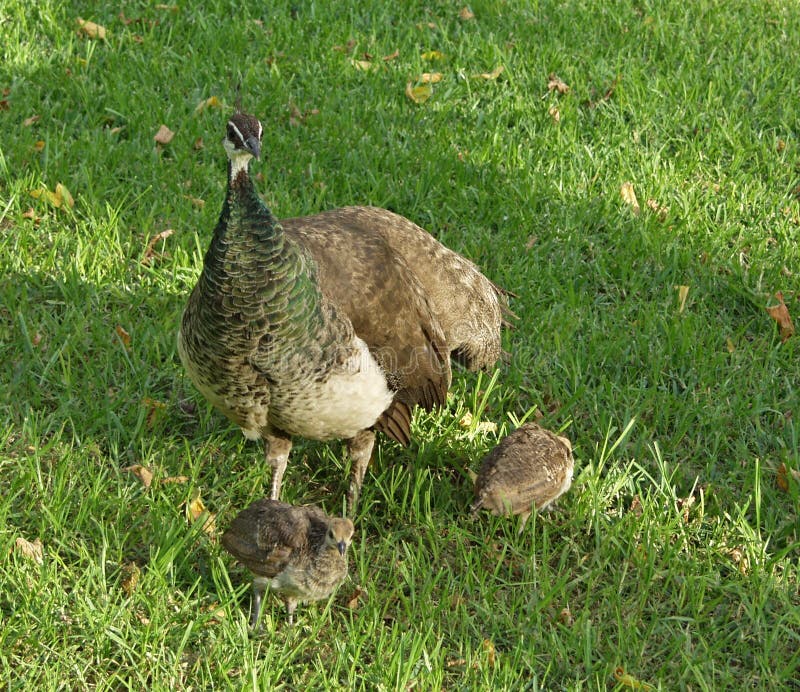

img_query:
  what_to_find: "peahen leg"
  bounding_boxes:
[346,429,376,515]
[265,433,292,501]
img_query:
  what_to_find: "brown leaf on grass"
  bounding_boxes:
[405,81,432,103]
[351,58,378,72]
[766,291,795,343]
[154,124,174,145]
[33,140,45,152]
[420,72,443,84]
[729,547,749,575]
[185,488,216,537]
[0,100,9,111]
[121,563,141,595]
[55,183,74,208]
[548,105,560,123]
[115,324,132,348]
[154,4,178,10]
[142,397,167,428]
[587,77,619,108]
[184,195,205,209]
[382,50,400,62]
[547,73,570,94]
[124,464,154,488]
[620,181,640,215]
[77,18,107,40]
[558,606,574,626]
[30,184,73,209]
[459,7,475,20]
[614,667,655,690]
[421,50,444,60]
[22,208,39,221]
[525,235,537,250]
[777,139,786,153]
[474,65,504,80]
[646,198,669,221]
[161,475,190,485]
[194,96,222,113]
[332,39,356,53]
[14,537,44,564]
[674,285,689,313]
[726,337,735,353]
[193,137,204,150]
[142,228,173,265]
[482,639,496,668]
[23,115,40,127]
[777,462,800,492]
[344,585,366,610]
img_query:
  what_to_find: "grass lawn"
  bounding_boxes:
[2,0,799,688]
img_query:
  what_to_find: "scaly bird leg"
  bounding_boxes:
[346,429,376,516]
[250,577,268,630]
[265,433,292,501]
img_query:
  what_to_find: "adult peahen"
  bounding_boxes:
[178,110,513,513]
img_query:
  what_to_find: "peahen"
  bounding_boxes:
[178,110,513,513]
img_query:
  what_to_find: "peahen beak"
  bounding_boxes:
[246,136,261,159]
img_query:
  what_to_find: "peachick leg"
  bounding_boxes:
[265,433,292,501]
[346,429,376,515]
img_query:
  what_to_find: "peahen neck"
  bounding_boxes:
[193,154,347,376]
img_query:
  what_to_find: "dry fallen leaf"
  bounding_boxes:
[194,96,222,113]
[184,195,205,209]
[729,547,749,575]
[674,285,689,313]
[620,181,641,215]
[142,397,167,428]
[459,7,475,20]
[154,124,174,145]
[613,667,655,690]
[382,50,400,62]
[124,464,154,488]
[77,18,107,40]
[421,50,444,60]
[459,411,473,428]
[14,537,44,565]
[22,208,39,221]
[558,606,574,626]
[420,72,443,84]
[405,81,433,103]
[777,462,800,492]
[766,291,795,343]
[161,475,190,485]
[142,228,174,265]
[23,115,40,127]
[30,184,73,209]
[33,140,45,152]
[548,105,560,123]
[185,488,217,537]
[475,65,505,80]
[726,337,735,353]
[547,73,570,94]
[121,563,141,596]
[482,639,496,668]
[646,198,669,221]
[115,324,132,348]
[344,585,366,610]
[55,183,74,208]
[351,58,378,72]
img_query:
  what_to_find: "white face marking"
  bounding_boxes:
[227,120,246,148]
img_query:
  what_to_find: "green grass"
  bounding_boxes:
[1,0,799,688]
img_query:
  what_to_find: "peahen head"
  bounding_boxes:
[223,111,262,176]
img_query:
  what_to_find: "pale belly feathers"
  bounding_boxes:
[179,329,393,442]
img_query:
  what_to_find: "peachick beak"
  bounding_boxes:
[337,541,347,555]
